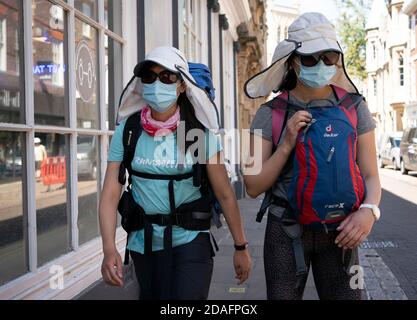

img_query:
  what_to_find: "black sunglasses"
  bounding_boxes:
[296,51,341,67]
[140,70,181,85]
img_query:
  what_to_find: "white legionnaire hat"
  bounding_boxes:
[244,12,359,99]
[117,46,220,131]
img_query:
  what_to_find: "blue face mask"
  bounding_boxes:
[142,80,179,113]
[298,60,337,88]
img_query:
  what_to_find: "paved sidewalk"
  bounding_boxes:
[208,197,319,300]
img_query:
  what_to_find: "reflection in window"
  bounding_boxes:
[75,18,99,129]
[104,0,122,35]
[74,0,98,21]
[105,36,122,131]
[77,135,99,245]
[35,132,69,266]
[0,131,25,285]
[0,0,24,124]
[33,0,67,126]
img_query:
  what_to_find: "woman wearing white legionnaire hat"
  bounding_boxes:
[99,46,251,300]
[244,13,381,300]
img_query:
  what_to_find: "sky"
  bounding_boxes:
[272,0,339,23]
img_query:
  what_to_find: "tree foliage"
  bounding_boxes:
[335,0,371,81]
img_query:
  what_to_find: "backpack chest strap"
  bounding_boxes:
[130,170,194,182]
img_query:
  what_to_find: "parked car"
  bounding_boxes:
[77,136,98,180]
[377,132,403,170]
[400,127,417,175]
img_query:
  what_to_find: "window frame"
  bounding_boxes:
[181,0,203,61]
[0,0,125,283]
[398,51,404,87]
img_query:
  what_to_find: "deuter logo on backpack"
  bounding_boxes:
[324,124,339,138]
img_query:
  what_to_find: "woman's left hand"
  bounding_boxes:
[233,250,252,285]
[335,208,376,250]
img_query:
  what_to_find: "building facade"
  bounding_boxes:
[403,0,417,127]
[265,1,298,66]
[0,0,266,299]
[236,0,268,132]
[365,0,413,139]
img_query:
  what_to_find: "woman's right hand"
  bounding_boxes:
[282,111,313,151]
[101,249,124,287]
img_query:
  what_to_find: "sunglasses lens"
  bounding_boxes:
[141,72,157,84]
[141,69,180,85]
[322,52,340,66]
[159,71,179,84]
[300,55,319,67]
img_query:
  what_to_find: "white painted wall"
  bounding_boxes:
[211,12,221,116]
[122,0,138,84]
[200,0,209,65]
[144,0,173,52]
[223,31,237,177]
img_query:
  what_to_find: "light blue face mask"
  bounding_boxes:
[142,80,179,113]
[298,60,337,88]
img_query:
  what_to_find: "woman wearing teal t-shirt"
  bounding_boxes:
[99,46,251,300]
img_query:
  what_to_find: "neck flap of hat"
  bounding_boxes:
[244,12,359,99]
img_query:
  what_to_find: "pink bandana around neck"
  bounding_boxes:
[141,105,180,137]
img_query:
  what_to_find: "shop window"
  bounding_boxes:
[75,18,99,130]
[35,132,69,267]
[33,0,67,127]
[0,131,25,285]
[77,135,99,245]
[0,0,125,287]
[104,0,122,35]
[0,0,24,124]
[74,0,98,21]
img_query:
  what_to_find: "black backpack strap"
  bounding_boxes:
[118,111,142,186]
[131,170,194,181]
[118,111,142,265]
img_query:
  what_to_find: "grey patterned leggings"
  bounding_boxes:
[264,214,363,300]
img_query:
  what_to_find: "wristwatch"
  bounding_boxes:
[360,204,381,222]
[234,242,249,251]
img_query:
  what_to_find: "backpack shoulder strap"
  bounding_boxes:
[119,111,142,185]
[331,85,349,101]
[331,85,360,130]
[270,91,289,147]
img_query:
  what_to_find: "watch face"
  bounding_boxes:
[361,205,380,220]
[374,206,381,219]
[370,206,380,220]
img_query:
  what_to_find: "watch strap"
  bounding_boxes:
[234,242,249,251]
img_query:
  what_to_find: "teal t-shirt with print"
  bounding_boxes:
[108,119,223,254]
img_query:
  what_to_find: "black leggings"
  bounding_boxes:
[130,232,214,300]
[264,214,362,300]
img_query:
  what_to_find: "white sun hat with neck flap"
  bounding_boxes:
[244,12,359,99]
[117,46,220,131]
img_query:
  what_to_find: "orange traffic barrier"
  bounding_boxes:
[41,157,66,186]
